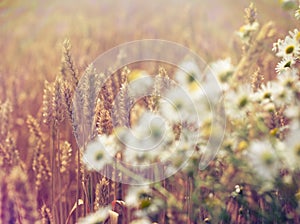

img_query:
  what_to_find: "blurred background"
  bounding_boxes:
[0,0,297,115]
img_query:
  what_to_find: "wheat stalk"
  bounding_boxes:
[57,140,72,174]
[53,76,65,126]
[41,204,54,224]
[112,82,132,127]
[8,167,40,224]
[62,39,79,90]
[244,2,257,25]
[27,115,52,190]
[233,22,275,82]
[42,80,54,126]
[0,100,12,140]
[251,68,264,92]
[94,177,110,211]
[0,171,17,224]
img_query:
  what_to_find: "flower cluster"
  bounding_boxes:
[296,7,300,20]
[273,29,300,74]
[80,5,300,223]
[82,31,300,221]
[83,134,120,171]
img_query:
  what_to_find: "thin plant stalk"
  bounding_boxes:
[57,128,64,224]
[50,124,56,221]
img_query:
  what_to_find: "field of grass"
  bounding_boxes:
[1,0,300,223]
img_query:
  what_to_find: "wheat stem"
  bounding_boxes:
[50,124,56,222]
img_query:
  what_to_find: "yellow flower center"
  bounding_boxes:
[294,144,300,157]
[189,82,200,92]
[174,100,183,110]
[284,60,291,68]
[261,151,274,166]
[139,198,152,209]
[128,70,145,82]
[296,32,300,42]
[237,141,248,152]
[295,189,300,201]
[270,128,278,136]
[96,151,104,161]
[285,80,293,87]
[285,45,294,54]
[188,72,196,83]
[151,127,161,139]
[219,71,232,82]
[238,96,248,109]
[263,92,271,99]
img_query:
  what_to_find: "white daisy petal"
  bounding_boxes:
[83,135,118,171]
[247,140,281,181]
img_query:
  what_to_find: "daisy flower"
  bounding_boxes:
[165,130,196,167]
[224,84,252,119]
[277,68,300,94]
[122,111,174,165]
[126,185,163,219]
[123,149,154,165]
[127,70,154,98]
[83,135,118,171]
[209,58,235,88]
[130,218,152,224]
[133,112,173,149]
[247,140,281,181]
[78,206,111,224]
[295,7,300,20]
[285,104,300,122]
[273,33,300,59]
[135,197,164,220]
[174,60,202,92]
[289,29,300,42]
[201,70,223,105]
[125,185,151,207]
[277,68,299,86]
[235,85,252,109]
[238,22,259,35]
[237,21,259,44]
[275,56,296,74]
[269,81,293,106]
[282,128,300,171]
[159,86,199,124]
[253,82,274,104]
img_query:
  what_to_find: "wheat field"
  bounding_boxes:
[1,0,300,223]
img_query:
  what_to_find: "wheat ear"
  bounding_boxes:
[233,22,275,82]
